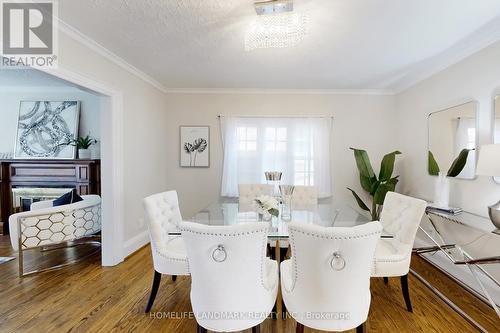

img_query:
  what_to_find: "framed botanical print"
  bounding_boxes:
[180,126,210,167]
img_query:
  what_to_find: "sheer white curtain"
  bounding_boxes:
[220,116,332,198]
[454,117,476,178]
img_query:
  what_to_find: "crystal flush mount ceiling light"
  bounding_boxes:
[245,0,308,51]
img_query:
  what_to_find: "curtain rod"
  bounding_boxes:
[218,114,333,119]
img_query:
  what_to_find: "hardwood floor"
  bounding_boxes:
[0,235,497,333]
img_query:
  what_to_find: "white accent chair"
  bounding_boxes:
[371,192,427,312]
[143,190,190,313]
[180,221,279,333]
[238,184,273,205]
[281,221,382,333]
[9,195,101,276]
[292,185,319,209]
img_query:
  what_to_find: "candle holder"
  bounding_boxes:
[279,185,295,221]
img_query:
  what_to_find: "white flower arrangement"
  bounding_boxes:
[254,195,279,217]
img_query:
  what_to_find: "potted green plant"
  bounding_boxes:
[67,134,98,159]
[347,148,401,221]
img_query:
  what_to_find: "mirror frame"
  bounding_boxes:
[492,94,500,184]
[427,100,479,180]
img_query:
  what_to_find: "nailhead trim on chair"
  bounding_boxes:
[288,227,382,292]
[181,227,270,289]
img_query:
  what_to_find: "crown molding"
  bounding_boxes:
[57,19,169,94]
[0,85,83,93]
[163,88,395,95]
[391,18,500,94]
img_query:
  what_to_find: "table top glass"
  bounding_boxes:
[170,199,371,238]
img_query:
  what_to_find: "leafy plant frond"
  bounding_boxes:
[350,148,375,179]
[428,151,440,176]
[447,148,474,177]
[184,143,194,154]
[347,187,370,212]
[65,134,97,149]
[348,148,402,220]
[192,138,207,153]
[379,151,402,181]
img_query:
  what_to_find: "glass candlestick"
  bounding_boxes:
[279,185,294,221]
[265,171,282,199]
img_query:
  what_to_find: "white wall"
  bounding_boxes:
[395,40,500,215]
[396,40,500,305]
[164,93,397,218]
[53,30,171,257]
[0,87,102,157]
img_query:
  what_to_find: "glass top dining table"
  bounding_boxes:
[168,198,372,238]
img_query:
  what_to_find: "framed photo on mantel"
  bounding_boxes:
[180,126,210,167]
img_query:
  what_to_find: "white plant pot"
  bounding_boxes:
[78,149,91,159]
[433,172,450,208]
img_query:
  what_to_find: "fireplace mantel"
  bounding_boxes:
[0,159,101,235]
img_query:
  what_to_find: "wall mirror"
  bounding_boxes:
[428,101,478,179]
[494,96,500,183]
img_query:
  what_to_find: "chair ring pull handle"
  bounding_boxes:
[212,245,227,263]
[330,251,345,271]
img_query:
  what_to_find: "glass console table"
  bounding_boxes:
[417,208,500,321]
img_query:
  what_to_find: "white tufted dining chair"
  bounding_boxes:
[291,185,319,209]
[281,221,382,333]
[143,190,190,313]
[238,184,273,205]
[180,221,279,333]
[371,192,427,312]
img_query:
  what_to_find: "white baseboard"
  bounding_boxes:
[123,230,150,259]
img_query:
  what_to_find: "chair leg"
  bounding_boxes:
[172,275,177,282]
[400,274,413,312]
[356,322,366,333]
[252,324,261,333]
[296,322,304,333]
[271,300,277,320]
[282,299,287,320]
[383,277,388,285]
[197,324,207,333]
[144,270,162,313]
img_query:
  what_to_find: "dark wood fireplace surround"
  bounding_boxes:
[0,159,100,235]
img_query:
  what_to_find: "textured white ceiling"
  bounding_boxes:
[58,0,500,90]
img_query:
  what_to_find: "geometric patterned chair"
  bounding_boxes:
[8,194,101,276]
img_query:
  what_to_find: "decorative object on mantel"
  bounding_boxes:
[428,149,473,208]
[14,101,80,159]
[254,195,279,221]
[180,126,210,167]
[279,185,294,221]
[476,144,500,230]
[347,148,401,220]
[65,134,98,159]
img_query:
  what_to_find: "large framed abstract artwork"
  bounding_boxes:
[14,101,80,159]
[180,126,210,167]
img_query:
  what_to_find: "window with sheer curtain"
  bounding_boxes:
[220,116,332,198]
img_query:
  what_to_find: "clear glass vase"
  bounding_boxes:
[279,185,295,221]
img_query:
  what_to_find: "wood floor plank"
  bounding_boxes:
[0,235,496,332]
